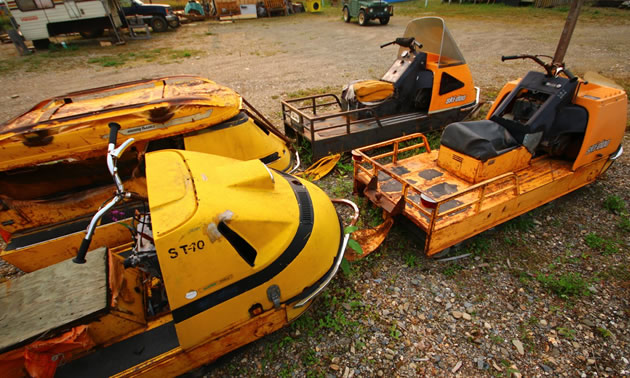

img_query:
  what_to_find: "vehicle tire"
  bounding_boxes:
[379,16,389,25]
[79,29,105,39]
[342,6,350,22]
[33,38,50,50]
[151,16,168,32]
[168,17,180,28]
[358,10,367,26]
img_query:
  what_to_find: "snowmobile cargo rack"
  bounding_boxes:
[281,92,476,160]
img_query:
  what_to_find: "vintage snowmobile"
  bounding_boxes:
[281,17,479,159]
[0,123,357,377]
[0,76,297,271]
[352,55,626,256]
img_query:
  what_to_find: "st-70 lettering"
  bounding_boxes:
[168,240,206,259]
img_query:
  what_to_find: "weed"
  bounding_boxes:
[618,216,630,232]
[336,160,354,175]
[465,236,491,256]
[442,263,464,277]
[404,252,419,268]
[389,323,401,340]
[527,316,539,326]
[87,48,201,68]
[301,348,318,366]
[603,195,627,214]
[504,214,535,232]
[584,232,618,255]
[536,272,589,299]
[490,334,505,344]
[557,327,576,340]
[597,327,612,338]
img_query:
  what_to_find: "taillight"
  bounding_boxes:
[351,150,363,163]
[420,193,437,209]
[0,227,11,245]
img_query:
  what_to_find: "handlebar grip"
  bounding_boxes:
[73,237,91,264]
[380,41,394,48]
[108,122,121,145]
[564,68,577,81]
[501,55,520,61]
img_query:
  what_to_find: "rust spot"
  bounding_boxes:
[147,106,175,123]
[21,130,53,147]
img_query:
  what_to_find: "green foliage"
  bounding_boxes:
[442,263,464,277]
[584,232,618,255]
[389,323,401,340]
[504,214,535,232]
[536,272,589,299]
[597,327,612,338]
[336,159,354,175]
[618,216,630,232]
[557,326,576,340]
[603,195,627,214]
[465,236,491,256]
[404,252,418,268]
[87,48,201,67]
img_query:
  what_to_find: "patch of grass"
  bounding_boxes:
[557,326,576,340]
[389,323,402,340]
[286,86,338,99]
[597,327,612,338]
[584,232,618,255]
[465,236,491,256]
[87,48,202,67]
[490,334,505,344]
[504,214,535,232]
[404,252,419,268]
[301,348,318,366]
[536,272,589,299]
[618,216,630,232]
[603,195,627,214]
[336,159,354,175]
[442,263,464,277]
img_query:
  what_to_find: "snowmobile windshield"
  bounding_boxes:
[399,17,466,68]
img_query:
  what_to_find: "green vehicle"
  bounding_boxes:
[343,0,393,26]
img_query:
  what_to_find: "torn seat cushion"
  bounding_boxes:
[353,80,394,103]
[441,120,519,161]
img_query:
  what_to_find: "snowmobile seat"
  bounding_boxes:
[440,120,520,161]
[352,80,394,104]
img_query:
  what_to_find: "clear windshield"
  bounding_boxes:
[398,17,466,68]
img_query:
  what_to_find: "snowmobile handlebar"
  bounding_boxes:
[74,123,135,264]
[380,37,423,51]
[501,54,576,80]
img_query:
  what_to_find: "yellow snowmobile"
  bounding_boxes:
[0,124,357,377]
[352,55,626,256]
[0,76,297,271]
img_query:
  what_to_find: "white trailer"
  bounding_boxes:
[5,0,123,48]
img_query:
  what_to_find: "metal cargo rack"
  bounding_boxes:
[281,93,459,160]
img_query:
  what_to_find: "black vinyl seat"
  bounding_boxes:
[441,120,519,161]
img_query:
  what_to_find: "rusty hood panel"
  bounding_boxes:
[0,76,242,171]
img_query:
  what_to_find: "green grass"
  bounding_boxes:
[442,263,464,277]
[536,272,589,299]
[557,326,576,340]
[87,48,202,67]
[584,232,619,255]
[603,195,627,215]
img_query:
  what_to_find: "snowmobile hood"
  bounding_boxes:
[146,150,343,350]
[0,76,241,171]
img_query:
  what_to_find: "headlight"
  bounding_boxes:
[368,7,372,12]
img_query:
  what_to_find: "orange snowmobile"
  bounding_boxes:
[281,17,479,159]
[352,54,626,256]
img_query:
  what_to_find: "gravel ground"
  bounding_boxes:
[1,6,630,378]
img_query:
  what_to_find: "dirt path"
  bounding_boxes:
[1,12,629,123]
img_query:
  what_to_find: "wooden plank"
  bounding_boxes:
[0,248,108,352]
